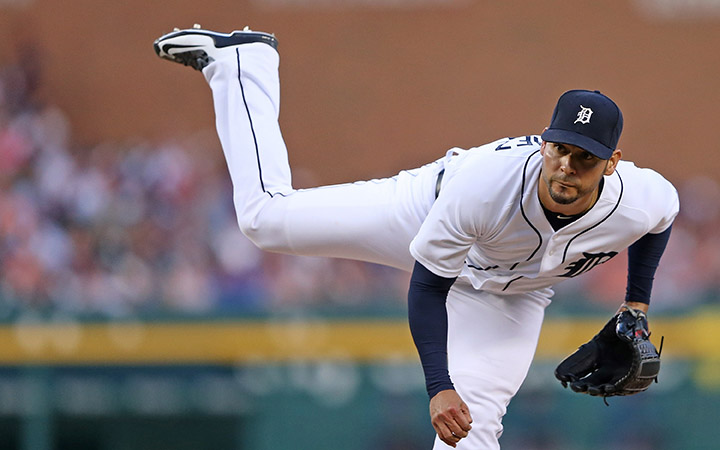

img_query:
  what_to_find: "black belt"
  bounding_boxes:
[435,169,445,199]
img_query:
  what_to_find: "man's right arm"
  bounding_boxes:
[408,261,473,448]
[407,260,456,397]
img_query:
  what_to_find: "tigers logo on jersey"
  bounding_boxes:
[561,251,617,277]
[574,105,593,124]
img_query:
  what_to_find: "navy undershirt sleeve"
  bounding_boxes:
[625,226,673,304]
[408,260,457,398]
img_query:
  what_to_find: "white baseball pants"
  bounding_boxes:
[202,43,549,449]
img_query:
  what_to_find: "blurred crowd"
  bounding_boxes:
[0,57,408,319]
[0,58,717,320]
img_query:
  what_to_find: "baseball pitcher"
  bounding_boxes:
[153,26,678,449]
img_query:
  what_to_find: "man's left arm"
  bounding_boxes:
[622,225,673,313]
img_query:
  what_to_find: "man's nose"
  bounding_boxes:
[560,154,577,174]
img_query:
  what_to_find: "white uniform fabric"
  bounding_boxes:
[202,43,679,449]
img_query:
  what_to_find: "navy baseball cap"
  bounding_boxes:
[541,90,623,159]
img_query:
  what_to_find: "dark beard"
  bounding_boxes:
[545,176,595,205]
[548,187,578,205]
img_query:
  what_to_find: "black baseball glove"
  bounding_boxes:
[554,305,662,398]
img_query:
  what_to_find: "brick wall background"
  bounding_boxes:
[1,0,717,185]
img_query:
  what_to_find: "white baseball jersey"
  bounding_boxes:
[410,136,679,297]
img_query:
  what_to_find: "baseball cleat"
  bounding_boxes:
[153,25,278,71]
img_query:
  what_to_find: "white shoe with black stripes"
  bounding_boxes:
[153,24,278,71]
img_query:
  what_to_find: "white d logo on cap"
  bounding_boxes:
[574,105,593,124]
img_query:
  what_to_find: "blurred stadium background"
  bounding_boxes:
[1,0,719,449]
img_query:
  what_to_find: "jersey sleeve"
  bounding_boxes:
[409,151,503,278]
[645,169,680,234]
[615,161,680,235]
[625,225,672,304]
[619,163,680,303]
[407,261,457,397]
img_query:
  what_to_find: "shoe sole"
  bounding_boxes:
[153,29,278,62]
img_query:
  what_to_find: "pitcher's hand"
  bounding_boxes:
[429,389,473,448]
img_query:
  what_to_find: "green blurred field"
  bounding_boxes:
[1,313,720,449]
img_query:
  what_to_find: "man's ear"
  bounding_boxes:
[539,128,549,155]
[604,149,622,175]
